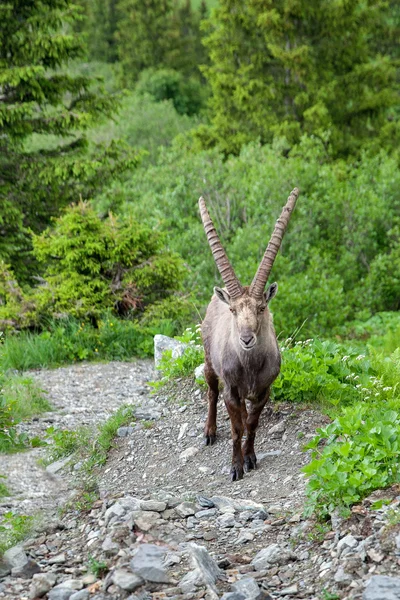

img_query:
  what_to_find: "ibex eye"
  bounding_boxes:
[230,308,236,314]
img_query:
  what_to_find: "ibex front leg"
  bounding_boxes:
[243,388,270,472]
[224,387,244,481]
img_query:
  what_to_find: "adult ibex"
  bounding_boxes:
[199,188,299,481]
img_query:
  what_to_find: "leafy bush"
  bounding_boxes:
[304,348,400,516]
[98,139,400,338]
[136,68,206,115]
[0,202,190,330]
[0,512,35,556]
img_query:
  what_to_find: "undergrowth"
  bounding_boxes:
[0,315,176,371]
[0,368,51,453]
[0,512,36,556]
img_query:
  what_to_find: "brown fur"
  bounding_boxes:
[201,285,281,481]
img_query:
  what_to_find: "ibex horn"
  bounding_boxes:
[249,188,299,299]
[199,197,242,299]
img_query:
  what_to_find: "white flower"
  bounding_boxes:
[356,354,365,360]
[342,356,350,362]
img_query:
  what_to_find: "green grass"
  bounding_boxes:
[0,512,36,556]
[0,371,51,453]
[0,315,164,371]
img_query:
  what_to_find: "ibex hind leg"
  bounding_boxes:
[204,359,219,446]
[243,389,270,472]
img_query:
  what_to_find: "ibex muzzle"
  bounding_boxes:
[199,189,299,481]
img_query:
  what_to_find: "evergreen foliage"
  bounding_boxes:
[116,0,206,84]
[200,0,400,155]
[0,203,187,328]
[0,0,137,281]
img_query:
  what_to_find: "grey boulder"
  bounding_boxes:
[130,543,170,583]
[363,575,400,600]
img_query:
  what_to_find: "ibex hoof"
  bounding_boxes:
[230,464,244,481]
[204,434,216,446]
[244,453,257,472]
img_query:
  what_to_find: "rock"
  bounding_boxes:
[195,508,217,519]
[53,580,83,591]
[232,577,261,599]
[48,589,76,600]
[363,575,400,600]
[140,500,166,512]
[216,513,236,528]
[337,534,359,556]
[131,510,160,531]
[251,544,296,570]
[210,496,264,512]
[48,552,66,564]
[178,423,189,441]
[11,557,41,578]
[175,502,197,517]
[29,572,57,599]
[154,334,188,367]
[104,502,126,525]
[367,548,385,563]
[102,535,120,556]
[3,545,28,569]
[187,543,221,587]
[179,569,204,593]
[235,531,255,544]
[130,543,170,583]
[279,583,299,596]
[334,565,353,587]
[70,592,90,600]
[0,559,10,578]
[118,496,142,512]
[195,364,205,380]
[268,421,286,435]
[220,594,246,600]
[117,426,134,437]
[197,496,215,508]
[112,569,144,591]
[180,446,199,460]
[134,406,161,420]
[46,455,73,475]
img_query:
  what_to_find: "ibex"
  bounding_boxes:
[199,188,299,481]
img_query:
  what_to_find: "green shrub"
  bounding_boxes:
[304,348,400,516]
[136,68,206,115]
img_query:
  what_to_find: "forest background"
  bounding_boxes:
[0,0,400,517]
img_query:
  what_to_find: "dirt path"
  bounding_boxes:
[1,362,400,600]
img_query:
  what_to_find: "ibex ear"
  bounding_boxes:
[214,287,231,305]
[264,282,278,304]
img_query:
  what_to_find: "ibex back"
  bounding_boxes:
[199,189,299,481]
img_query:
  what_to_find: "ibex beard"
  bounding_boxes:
[199,188,299,481]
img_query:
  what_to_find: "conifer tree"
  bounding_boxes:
[201,0,400,155]
[0,0,136,280]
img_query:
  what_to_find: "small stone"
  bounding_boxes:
[48,552,66,564]
[178,423,189,441]
[176,502,197,518]
[104,502,126,525]
[53,580,83,591]
[117,426,134,437]
[195,508,218,519]
[140,500,167,512]
[216,513,236,528]
[204,531,217,541]
[130,543,169,583]
[188,543,221,588]
[4,545,28,569]
[102,535,120,556]
[279,583,299,595]
[235,531,255,544]
[112,569,144,591]
[267,504,282,514]
[337,534,358,556]
[180,446,199,460]
[363,575,400,600]
[367,548,385,563]
[11,557,41,579]
[232,577,260,599]
[131,510,160,531]
[251,544,296,570]
[220,594,246,600]
[179,569,204,593]
[195,364,205,379]
[334,566,353,587]
[29,572,57,599]
[48,589,75,600]
[70,592,90,600]
[81,574,97,585]
[268,421,286,435]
